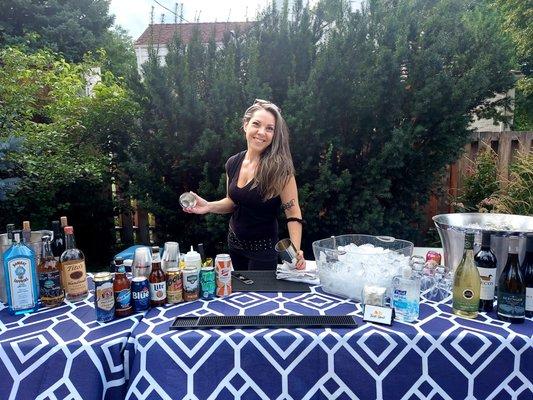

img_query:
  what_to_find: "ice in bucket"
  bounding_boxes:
[312,234,413,301]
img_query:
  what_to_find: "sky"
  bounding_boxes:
[109,0,274,40]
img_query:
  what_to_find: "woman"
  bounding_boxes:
[183,99,305,270]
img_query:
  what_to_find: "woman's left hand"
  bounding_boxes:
[295,250,305,270]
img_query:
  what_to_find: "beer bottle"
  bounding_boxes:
[522,235,533,318]
[497,236,525,323]
[60,226,88,301]
[38,235,64,307]
[149,246,166,307]
[474,232,497,312]
[114,257,132,317]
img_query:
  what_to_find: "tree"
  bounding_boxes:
[0,0,114,62]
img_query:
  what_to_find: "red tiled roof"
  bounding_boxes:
[134,21,255,46]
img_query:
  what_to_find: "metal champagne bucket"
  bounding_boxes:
[0,230,52,303]
[433,213,533,281]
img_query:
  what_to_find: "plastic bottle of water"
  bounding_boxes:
[393,266,420,322]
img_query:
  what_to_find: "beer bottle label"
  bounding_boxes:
[115,288,132,310]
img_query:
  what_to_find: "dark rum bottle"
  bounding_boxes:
[474,232,497,312]
[497,236,525,323]
[60,226,88,301]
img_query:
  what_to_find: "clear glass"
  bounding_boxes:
[179,192,197,208]
[132,247,152,278]
[161,242,180,273]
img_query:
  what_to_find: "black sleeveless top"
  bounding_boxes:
[226,151,281,241]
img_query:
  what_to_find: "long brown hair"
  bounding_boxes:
[243,99,295,200]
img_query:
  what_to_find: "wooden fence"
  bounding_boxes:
[425,131,533,229]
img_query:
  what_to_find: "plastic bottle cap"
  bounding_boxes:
[184,247,201,265]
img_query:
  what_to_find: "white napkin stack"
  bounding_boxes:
[276,260,320,285]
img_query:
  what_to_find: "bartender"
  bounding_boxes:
[183,99,305,271]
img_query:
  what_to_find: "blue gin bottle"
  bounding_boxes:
[3,230,40,315]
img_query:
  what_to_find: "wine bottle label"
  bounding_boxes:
[62,260,88,297]
[477,267,496,300]
[526,288,533,311]
[96,282,115,311]
[453,288,478,312]
[38,270,62,299]
[150,282,166,301]
[498,292,525,318]
[8,257,36,310]
[114,288,132,310]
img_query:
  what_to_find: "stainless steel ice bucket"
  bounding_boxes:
[433,213,533,280]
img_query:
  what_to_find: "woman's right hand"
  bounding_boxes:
[182,192,211,214]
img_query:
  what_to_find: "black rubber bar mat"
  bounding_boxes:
[231,270,311,292]
[170,315,357,330]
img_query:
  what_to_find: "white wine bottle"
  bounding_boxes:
[453,232,481,318]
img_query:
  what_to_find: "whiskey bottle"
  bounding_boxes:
[38,235,64,307]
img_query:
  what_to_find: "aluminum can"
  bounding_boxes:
[94,272,114,322]
[182,265,199,301]
[426,251,442,265]
[215,254,232,297]
[166,268,183,304]
[131,276,150,312]
[200,266,216,300]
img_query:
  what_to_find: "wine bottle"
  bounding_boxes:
[474,232,497,312]
[497,236,525,323]
[452,232,481,318]
[521,235,533,318]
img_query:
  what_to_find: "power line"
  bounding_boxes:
[152,0,190,23]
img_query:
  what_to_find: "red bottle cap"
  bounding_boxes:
[64,226,74,235]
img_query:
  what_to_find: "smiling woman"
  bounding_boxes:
[183,99,305,271]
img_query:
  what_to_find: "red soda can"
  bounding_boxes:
[426,251,442,265]
[215,254,232,297]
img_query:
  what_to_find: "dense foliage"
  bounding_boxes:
[0,46,139,267]
[129,0,514,257]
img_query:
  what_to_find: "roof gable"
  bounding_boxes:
[134,21,255,46]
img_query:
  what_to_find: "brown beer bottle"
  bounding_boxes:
[113,257,132,317]
[149,247,166,307]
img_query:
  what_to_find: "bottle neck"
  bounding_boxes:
[115,264,126,274]
[65,233,76,250]
[41,240,54,259]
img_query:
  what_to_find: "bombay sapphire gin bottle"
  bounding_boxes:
[3,231,40,315]
[393,266,420,322]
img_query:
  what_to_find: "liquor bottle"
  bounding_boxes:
[149,246,166,306]
[113,257,132,317]
[522,235,533,318]
[22,220,31,244]
[6,223,15,245]
[474,232,497,312]
[497,236,525,323]
[3,231,40,315]
[452,232,481,318]
[60,226,88,301]
[38,235,64,307]
[392,266,420,322]
[60,216,68,229]
[198,243,206,265]
[51,220,65,259]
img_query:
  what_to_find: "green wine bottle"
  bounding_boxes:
[453,232,481,318]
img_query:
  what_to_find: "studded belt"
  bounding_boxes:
[228,228,276,252]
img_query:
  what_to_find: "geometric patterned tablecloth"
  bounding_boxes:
[0,280,144,400]
[125,287,533,400]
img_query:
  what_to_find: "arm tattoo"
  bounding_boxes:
[281,199,295,211]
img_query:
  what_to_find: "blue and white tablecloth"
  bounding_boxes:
[125,288,532,400]
[0,279,143,400]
